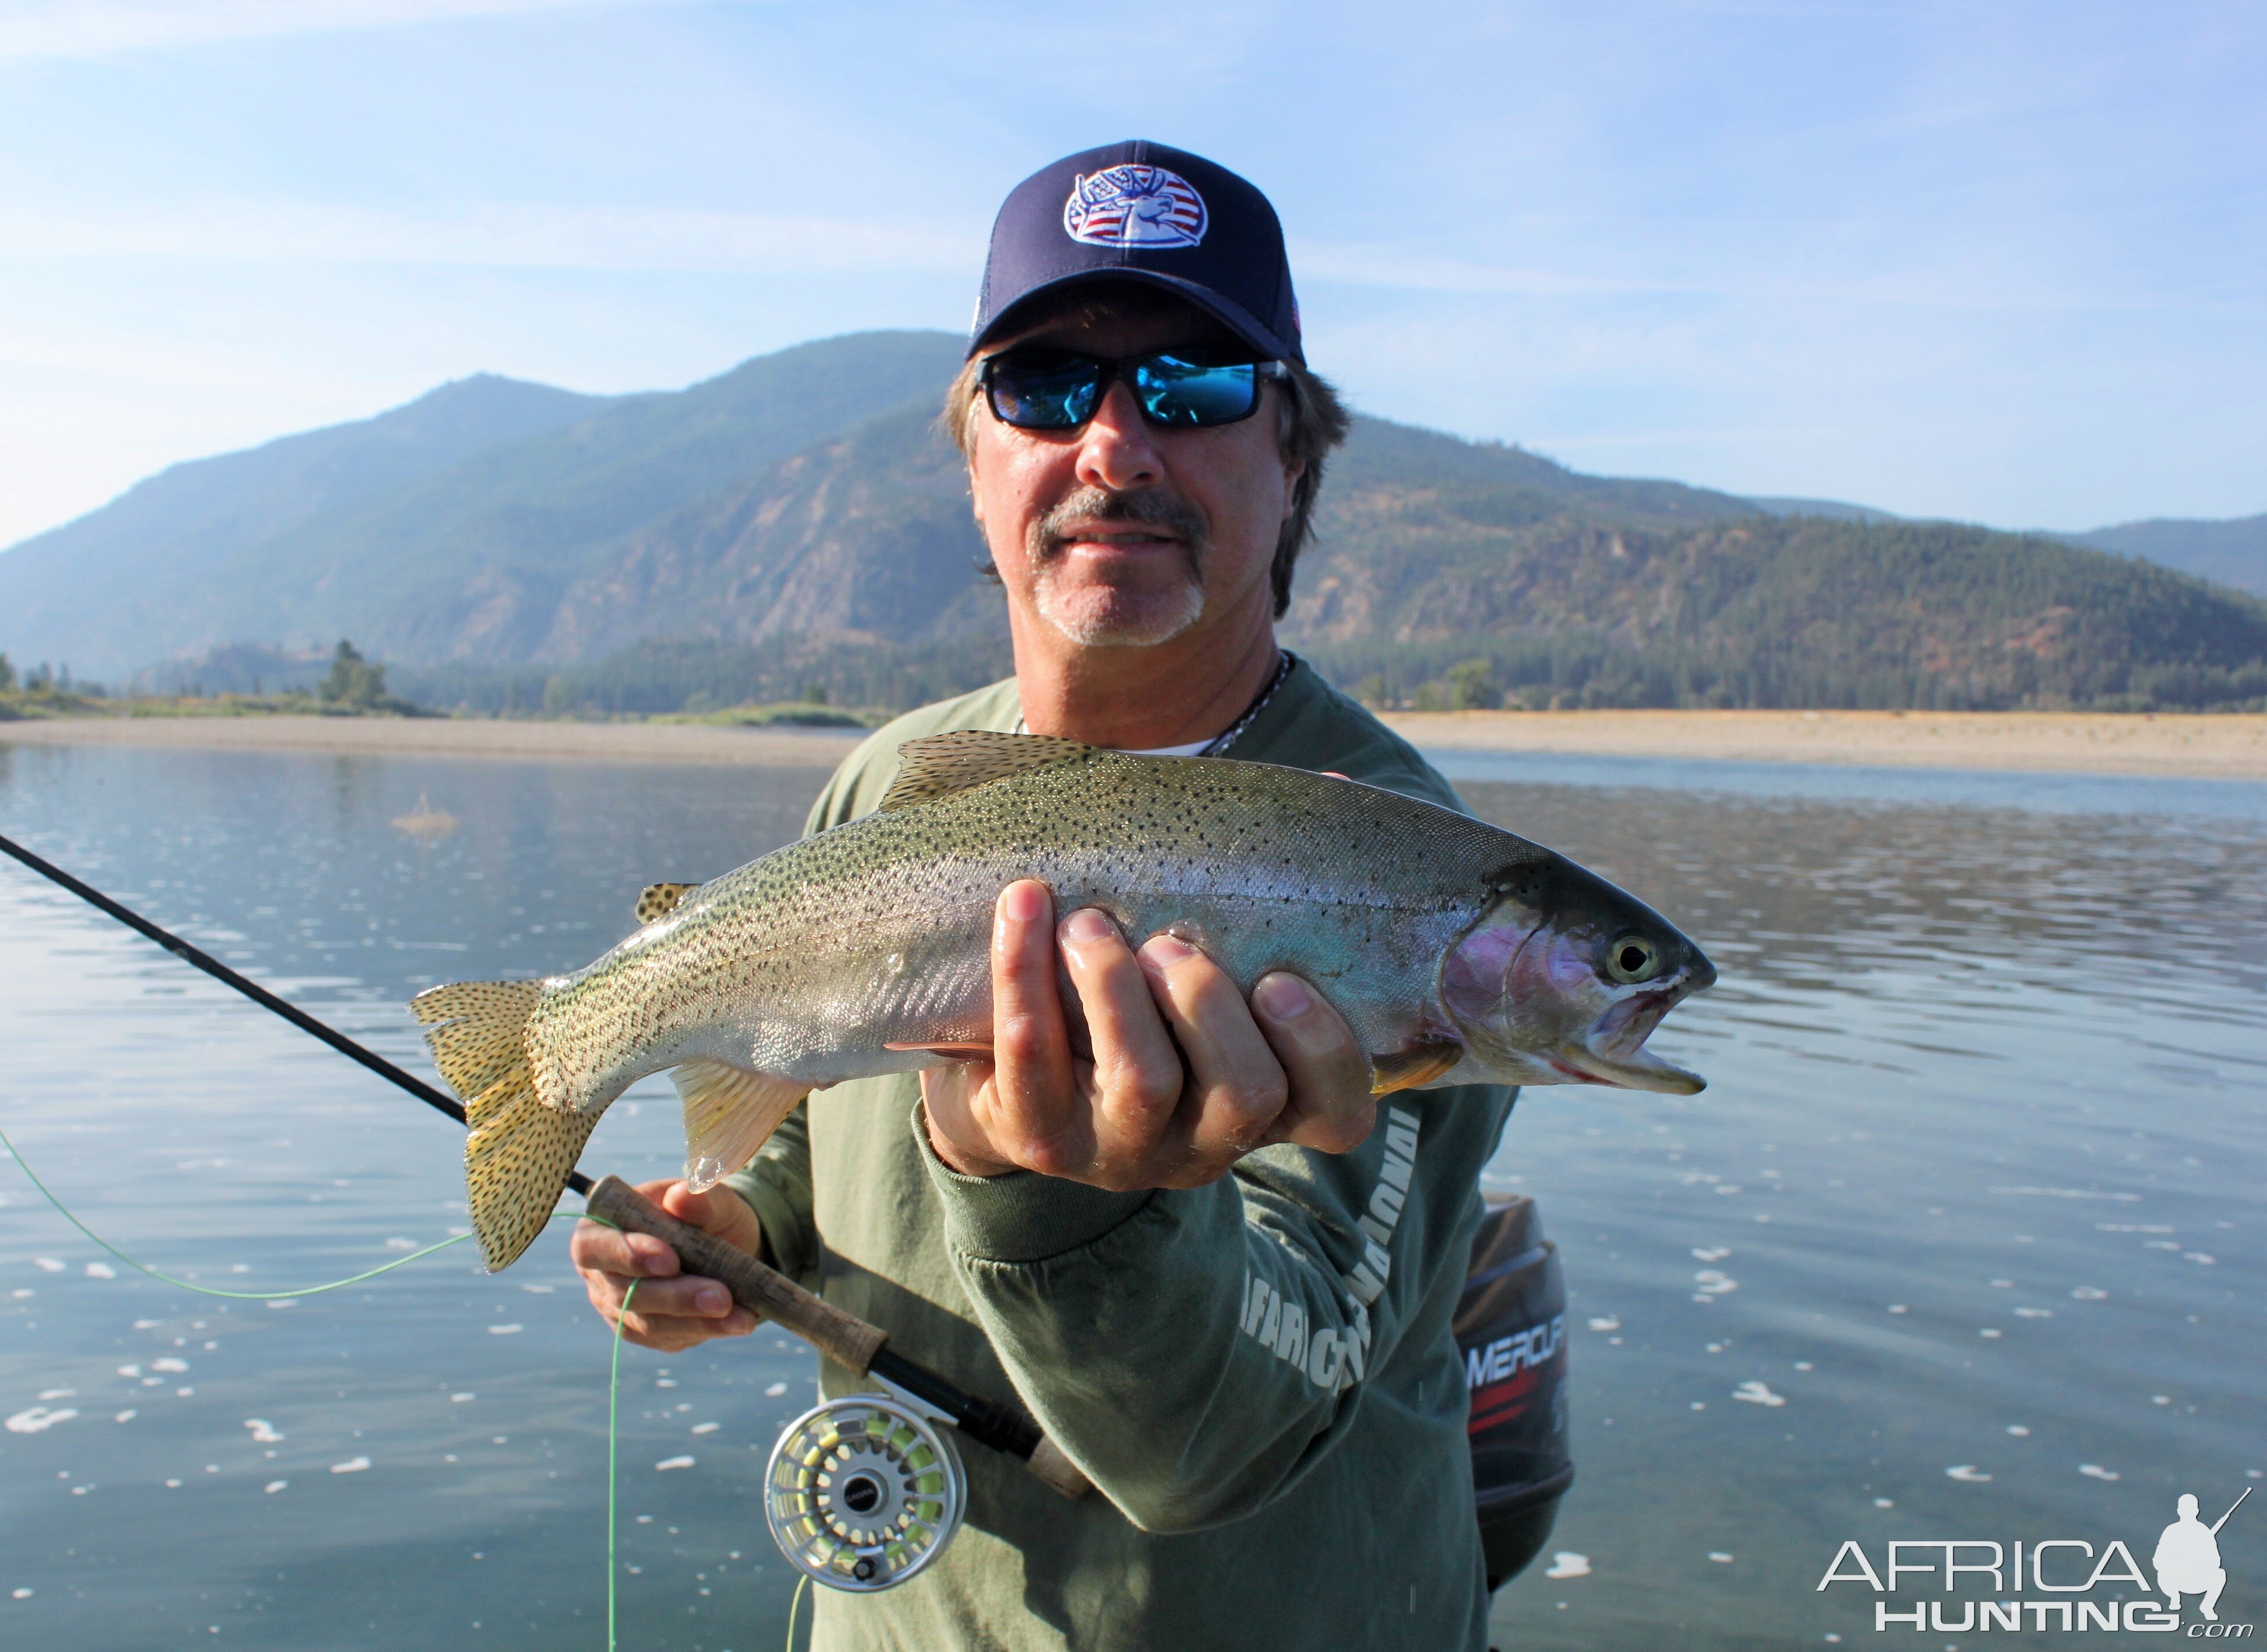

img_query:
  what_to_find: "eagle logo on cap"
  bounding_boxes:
[1062,165,1208,249]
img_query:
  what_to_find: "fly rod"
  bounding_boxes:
[0,827,1089,1499]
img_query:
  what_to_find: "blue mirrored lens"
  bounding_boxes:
[986,356,1103,429]
[1131,357,1259,428]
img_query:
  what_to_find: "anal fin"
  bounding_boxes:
[1369,1036,1463,1096]
[670,1059,810,1191]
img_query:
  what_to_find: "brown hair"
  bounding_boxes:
[940,287,1350,618]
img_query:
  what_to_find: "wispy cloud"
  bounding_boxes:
[0,199,979,276]
[0,0,657,64]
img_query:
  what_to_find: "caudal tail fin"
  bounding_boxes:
[411,980,595,1272]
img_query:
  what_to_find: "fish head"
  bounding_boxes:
[1439,854,1716,1095]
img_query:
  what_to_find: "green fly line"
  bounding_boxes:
[0,1122,800,1652]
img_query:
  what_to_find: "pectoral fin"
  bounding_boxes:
[670,1059,810,1191]
[1369,1036,1463,1095]
[884,1041,996,1061]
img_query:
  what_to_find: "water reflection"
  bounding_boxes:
[0,741,2258,1650]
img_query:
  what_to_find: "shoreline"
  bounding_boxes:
[5,709,2265,781]
[0,714,866,767]
[1377,709,2267,781]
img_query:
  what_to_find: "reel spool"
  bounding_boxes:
[763,1393,965,1592]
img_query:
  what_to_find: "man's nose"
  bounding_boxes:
[1074,380,1164,493]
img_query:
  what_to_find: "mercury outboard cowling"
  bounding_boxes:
[1456,1194,1573,1591]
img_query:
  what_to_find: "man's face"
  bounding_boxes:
[967,300,1302,650]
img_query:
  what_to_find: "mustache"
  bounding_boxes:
[1029,487,1210,563]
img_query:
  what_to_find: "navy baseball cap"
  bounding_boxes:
[970,140,1303,364]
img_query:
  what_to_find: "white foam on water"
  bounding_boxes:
[151,1359,187,1373]
[33,1259,63,1273]
[264,1480,287,1494]
[1734,1381,1785,1407]
[116,1364,140,1377]
[9,1289,31,1299]
[132,1319,160,1329]
[1692,1247,1731,1261]
[690,1423,719,1435]
[1945,1465,1992,1482]
[1708,1552,1734,1563]
[38,1388,74,1401]
[1543,1552,1591,1579]
[2014,1307,2053,1318]
[11,1588,30,1599]
[2079,1463,2119,1480]
[1872,1498,1894,1508]
[519,1283,554,1294]
[84,1263,115,1280]
[1693,1270,1737,1295]
[654,1456,694,1471]
[1978,1328,2003,1338]
[763,1381,787,1398]
[6,1406,77,1434]
[243,1420,283,1443]
[114,1410,135,1423]
[2007,1425,2031,1436]
[330,1457,370,1474]
[487,1324,522,1336]
[265,1299,296,1310]
[1586,1316,1620,1332]
[2071,1286,2108,1300]
[383,1239,416,1252]
[450,1393,475,1403]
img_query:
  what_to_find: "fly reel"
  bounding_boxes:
[763,1393,965,1592]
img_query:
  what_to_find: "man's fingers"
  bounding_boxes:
[1251,972,1377,1154]
[986,880,1084,1173]
[1059,907,1183,1164]
[1138,934,1288,1167]
[570,1220,683,1279]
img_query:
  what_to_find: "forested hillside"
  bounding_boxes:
[7,330,2264,712]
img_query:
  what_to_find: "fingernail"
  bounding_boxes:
[695,1285,728,1314]
[1060,907,1115,945]
[1142,933,1196,966]
[999,881,1049,923]
[1253,973,1315,1019]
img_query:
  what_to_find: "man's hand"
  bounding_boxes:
[921,880,1376,1190]
[571,1178,764,1351]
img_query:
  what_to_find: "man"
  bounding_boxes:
[2154,1493,2231,1621]
[571,141,1514,1650]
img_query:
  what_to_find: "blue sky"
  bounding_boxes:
[1,0,2260,548]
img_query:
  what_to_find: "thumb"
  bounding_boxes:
[659,1179,763,1255]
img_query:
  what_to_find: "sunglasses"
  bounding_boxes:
[978,346,1287,432]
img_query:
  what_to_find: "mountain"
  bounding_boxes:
[2058,515,2267,596]
[0,373,606,676]
[6,327,2264,711]
[0,331,967,679]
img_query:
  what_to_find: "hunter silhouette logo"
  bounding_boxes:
[2158,1487,2247,1624]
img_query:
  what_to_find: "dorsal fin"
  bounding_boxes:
[634,882,701,925]
[879,731,1096,811]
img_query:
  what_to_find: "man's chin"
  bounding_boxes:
[1033,586,1205,648]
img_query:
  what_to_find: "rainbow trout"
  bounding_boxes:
[414,733,1715,1270]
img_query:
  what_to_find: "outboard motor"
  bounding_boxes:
[1455,1194,1573,1591]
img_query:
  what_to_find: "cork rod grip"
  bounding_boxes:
[584,1175,888,1375]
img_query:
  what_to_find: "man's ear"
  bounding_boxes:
[1280,455,1307,523]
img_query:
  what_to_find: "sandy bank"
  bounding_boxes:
[8,709,2265,781]
[1378,709,2267,781]
[0,714,865,767]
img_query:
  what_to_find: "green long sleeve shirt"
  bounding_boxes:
[726,659,1514,1651]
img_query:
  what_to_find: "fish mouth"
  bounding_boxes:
[1555,980,1710,1095]
[1550,1045,1708,1096]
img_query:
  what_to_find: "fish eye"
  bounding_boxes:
[1604,934,1661,984]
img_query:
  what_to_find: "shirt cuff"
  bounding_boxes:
[909,1097,1151,1264]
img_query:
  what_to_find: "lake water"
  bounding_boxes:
[0,737,2259,1650]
